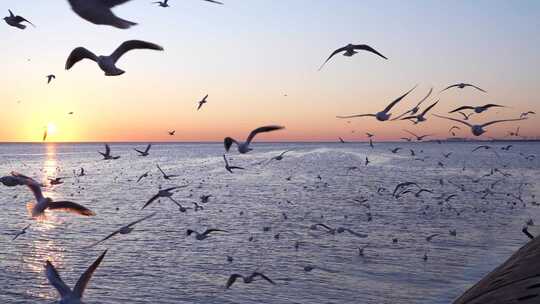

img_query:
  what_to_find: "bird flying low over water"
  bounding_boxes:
[319,44,387,70]
[141,185,189,210]
[12,224,31,241]
[43,128,48,142]
[403,130,433,141]
[202,0,224,4]
[66,40,164,76]
[186,228,228,240]
[99,144,120,160]
[134,144,152,156]
[223,155,244,173]
[449,104,504,114]
[45,250,107,304]
[337,85,417,121]
[4,10,35,29]
[393,88,433,120]
[153,0,170,7]
[440,83,486,93]
[433,114,526,136]
[226,272,276,289]
[67,0,137,29]
[224,125,285,154]
[88,213,156,247]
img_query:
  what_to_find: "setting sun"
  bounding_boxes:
[46,123,57,136]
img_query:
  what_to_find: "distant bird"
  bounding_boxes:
[4,10,35,29]
[224,125,285,153]
[433,114,526,136]
[8,172,95,218]
[366,132,374,138]
[390,147,402,154]
[141,185,189,210]
[45,250,107,304]
[226,272,275,289]
[12,224,31,241]
[156,164,178,180]
[223,155,244,173]
[401,100,439,124]
[401,137,412,142]
[48,177,65,186]
[443,152,452,158]
[365,157,370,166]
[197,94,208,110]
[67,0,137,29]
[319,44,387,70]
[269,150,291,162]
[508,127,521,137]
[369,138,374,148]
[337,86,416,121]
[99,144,120,160]
[441,83,486,93]
[425,234,439,242]
[449,104,504,114]
[43,128,48,142]
[520,111,536,119]
[338,137,346,143]
[134,144,152,156]
[457,111,474,120]
[88,213,156,247]
[501,145,513,151]
[393,88,433,120]
[153,0,170,7]
[68,112,74,115]
[449,126,461,136]
[78,168,86,177]
[202,0,224,4]
[137,171,149,183]
[66,40,164,76]
[186,228,227,240]
[46,75,56,84]
[168,130,175,136]
[403,130,433,141]
[472,145,491,152]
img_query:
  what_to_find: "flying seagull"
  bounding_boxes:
[12,224,31,241]
[88,213,156,247]
[224,125,285,154]
[99,144,120,160]
[520,111,536,119]
[226,272,276,289]
[66,0,137,29]
[401,100,439,124]
[338,137,346,143]
[45,250,107,304]
[9,172,95,218]
[137,171,149,183]
[403,130,433,141]
[43,128,48,142]
[319,44,387,70]
[156,164,178,179]
[457,111,474,120]
[186,228,227,240]
[449,104,504,114]
[337,85,417,121]
[202,0,224,4]
[440,83,486,93]
[141,185,189,210]
[393,88,433,120]
[153,0,170,7]
[4,10,35,29]
[134,144,152,156]
[66,40,164,76]
[197,94,208,110]
[223,155,244,173]
[46,75,56,84]
[168,130,175,136]
[433,114,526,136]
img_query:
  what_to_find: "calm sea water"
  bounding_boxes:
[0,142,538,304]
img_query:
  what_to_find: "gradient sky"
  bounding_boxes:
[1,0,539,142]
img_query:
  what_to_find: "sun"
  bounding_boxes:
[46,123,57,135]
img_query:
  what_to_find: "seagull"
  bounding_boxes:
[425,234,439,242]
[440,83,486,93]
[318,44,387,70]
[520,111,536,119]
[202,0,224,4]
[338,137,346,143]
[4,10,35,29]
[523,226,534,239]
[66,40,164,76]
[433,114,526,136]
[99,144,120,160]
[134,144,152,156]
[12,224,31,241]
[501,145,513,151]
[186,228,227,240]
[393,88,433,120]
[401,100,439,124]
[223,155,244,173]
[43,128,48,142]
[449,104,504,114]
[9,172,95,218]
[46,75,56,84]
[67,0,137,29]
[393,182,420,198]
[365,157,370,166]
[336,227,368,238]
[141,185,189,210]
[472,145,491,152]
[156,164,178,180]
[224,125,285,154]
[390,147,402,154]
[137,171,149,183]
[153,0,170,7]
[88,213,156,247]
[68,112,74,115]
[403,130,433,141]
[226,272,275,289]
[457,111,474,120]
[508,127,521,137]
[45,250,107,304]
[337,85,416,121]
[168,130,175,136]
[401,137,412,142]
[310,223,336,234]
[78,168,86,177]
[449,126,461,136]
[268,150,291,162]
[48,177,65,186]
[197,94,208,110]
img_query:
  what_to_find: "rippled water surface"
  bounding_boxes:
[0,142,539,304]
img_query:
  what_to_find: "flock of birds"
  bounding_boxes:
[2,1,539,303]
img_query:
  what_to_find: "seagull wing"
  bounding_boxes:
[318,46,348,71]
[481,118,526,128]
[110,40,164,63]
[440,84,459,92]
[202,228,228,236]
[88,230,121,247]
[403,130,418,138]
[483,103,504,109]
[156,164,166,177]
[65,47,99,70]
[14,15,35,27]
[142,194,160,210]
[226,274,243,288]
[420,100,439,116]
[433,114,472,127]
[101,0,134,7]
[251,272,276,285]
[467,84,487,92]
[415,87,433,107]
[47,201,96,216]
[449,106,474,113]
[352,44,388,60]
[382,85,417,113]
[73,250,107,299]
[126,212,157,228]
[11,172,45,202]
[202,0,224,4]
[245,125,285,144]
[336,114,376,119]
[45,260,72,298]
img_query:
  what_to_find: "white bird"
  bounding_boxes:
[319,44,387,70]
[337,86,417,121]
[224,125,285,154]
[88,213,156,247]
[45,250,107,304]
[66,0,137,29]
[440,83,486,93]
[65,40,164,76]
[134,144,152,156]
[433,115,527,136]
[9,172,95,218]
[4,10,35,29]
